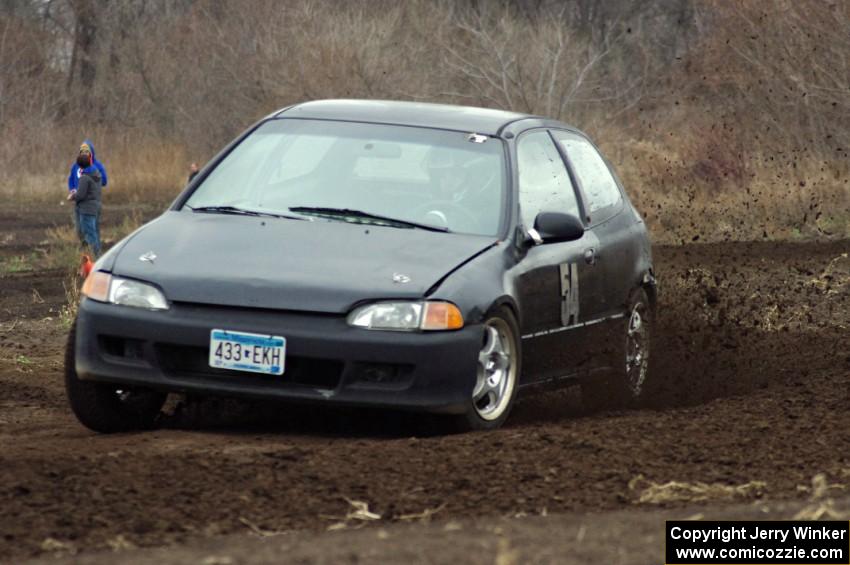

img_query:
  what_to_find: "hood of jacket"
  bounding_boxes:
[81,138,98,162]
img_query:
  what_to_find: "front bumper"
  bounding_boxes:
[75,299,482,414]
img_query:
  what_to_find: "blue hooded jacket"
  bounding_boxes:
[68,139,108,191]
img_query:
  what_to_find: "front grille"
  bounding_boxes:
[155,344,343,389]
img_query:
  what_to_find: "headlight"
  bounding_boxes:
[109,278,169,310]
[348,301,463,331]
[82,272,168,310]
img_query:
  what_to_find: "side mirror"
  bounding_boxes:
[527,212,584,245]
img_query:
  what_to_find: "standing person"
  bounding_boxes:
[67,152,102,257]
[67,140,107,241]
[188,162,199,183]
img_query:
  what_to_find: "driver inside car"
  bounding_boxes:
[420,148,473,229]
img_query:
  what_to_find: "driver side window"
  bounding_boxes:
[516,131,580,227]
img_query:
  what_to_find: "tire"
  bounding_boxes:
[449,306,521,432]
[65,320,166,433]
[581,287,652,412]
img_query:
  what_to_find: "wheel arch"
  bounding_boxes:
[488,295,521,327]
[641,267,658,313]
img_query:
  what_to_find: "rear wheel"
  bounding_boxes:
[450,307,521,432]
[65,321,166,433]
[581,288,652,412]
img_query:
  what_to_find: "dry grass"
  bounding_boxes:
[2,132,190,205]
[793,474,848,521]
[628,474,767,505]
[59,277,80,330]
[630,473,850,518]
[101,207,145,245]
[43,224,82,272]
[0,254,37,274]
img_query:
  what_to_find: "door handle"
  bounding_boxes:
[584,248,597,265]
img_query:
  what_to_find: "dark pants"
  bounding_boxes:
[79,212,101,257]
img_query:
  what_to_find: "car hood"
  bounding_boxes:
[112,211,497,313]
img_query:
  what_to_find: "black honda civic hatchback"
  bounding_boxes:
[68,99,656,433]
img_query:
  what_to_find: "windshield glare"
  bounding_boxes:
[184,119,506,236]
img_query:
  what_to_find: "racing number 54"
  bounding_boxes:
[560,262,579,327]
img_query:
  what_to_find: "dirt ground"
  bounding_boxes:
[26,496,850,565]
[1,205,848,564]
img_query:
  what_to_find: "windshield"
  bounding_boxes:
[184,119,506,236]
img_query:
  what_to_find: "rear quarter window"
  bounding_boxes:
[552,131,622,223]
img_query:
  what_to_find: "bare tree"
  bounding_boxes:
[438,3,645,121]
[67,0,98,89]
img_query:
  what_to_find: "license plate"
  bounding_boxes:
[209,329,286,375]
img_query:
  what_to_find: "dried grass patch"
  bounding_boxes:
[793,474,848,521]
[629,474,766,505]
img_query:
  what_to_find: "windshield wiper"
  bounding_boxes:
[289,206,450,232]
[187,205,307,221]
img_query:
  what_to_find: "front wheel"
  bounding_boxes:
[581,288,652,412]
[65,321,166,433]
[450,307,521,432]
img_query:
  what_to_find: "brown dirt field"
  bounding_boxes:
[1,205,848,563]
[26,496,850,565]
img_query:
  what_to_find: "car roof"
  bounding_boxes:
[275,99,540,136]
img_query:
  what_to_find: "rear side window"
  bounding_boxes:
[552,131,621,221]
[516,130,580,227]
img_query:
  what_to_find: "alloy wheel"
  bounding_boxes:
[473,318,517,421]
[625,302,650,396]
